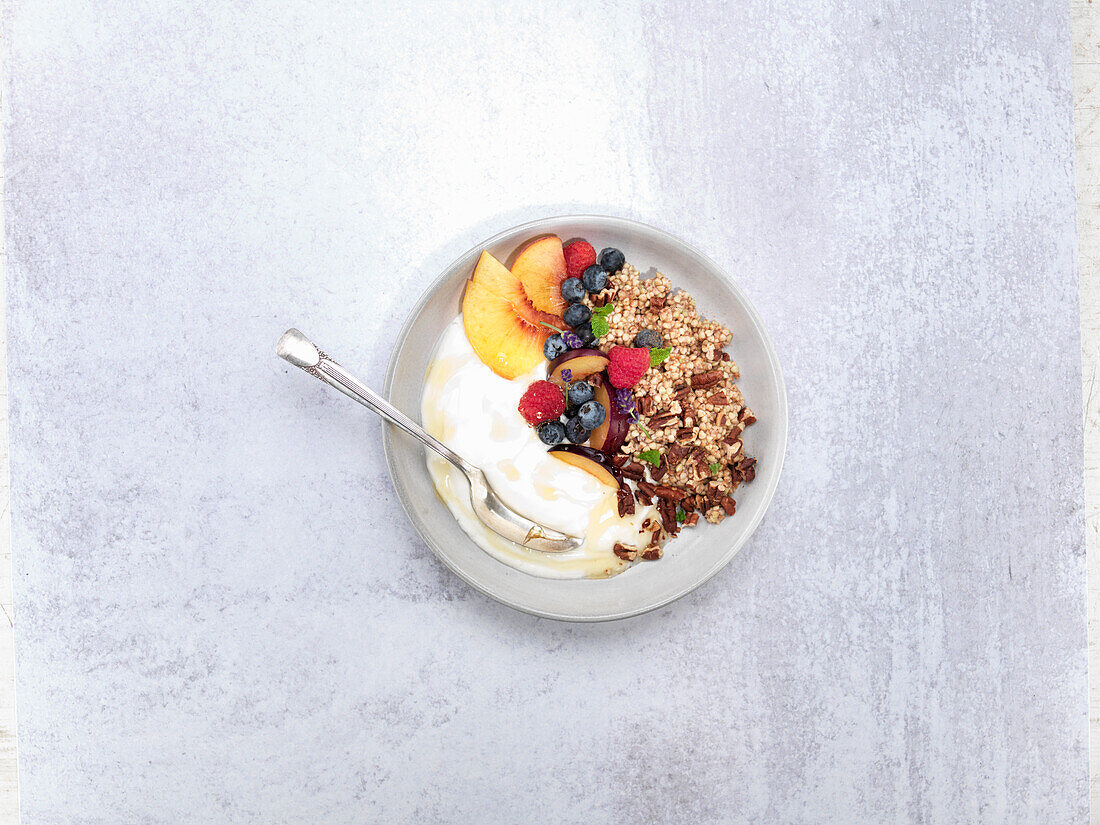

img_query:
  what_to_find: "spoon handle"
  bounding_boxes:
[276,329,474,474]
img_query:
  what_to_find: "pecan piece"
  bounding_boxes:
[739,408,757,425]
[684,512,700,527]
[613,543,638,561]
[611,454,628,467]
[641,545,663,561]
[673,383,691,399]
[650,462,668,482]
[707,392,729,406]
[721,351,731,362]
[637,480,657,499]
[690,370,723,390]
[650,293,666,310]
[676,426,694,441]
[655,485,687,501]
[720,496,736,516]
[667,444,690,465]
[650,412,679,429]
[616,488,635,517]
[621,462,645,480]
[638,396,654,416]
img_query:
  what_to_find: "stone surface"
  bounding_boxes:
[2,1,1086,822]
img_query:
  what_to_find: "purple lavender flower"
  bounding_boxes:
[562,331,582,349]
[611,387,635,416]
[560,368,573,383]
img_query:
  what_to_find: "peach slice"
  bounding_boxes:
[548,445,624,489]
[546,348,610,386]
[589,380,631,454]
[511,236,568,316]
[462,280,547,380]
[472,250,561,329]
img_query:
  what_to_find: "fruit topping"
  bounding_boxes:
[607,345,650,389]
[463,280,551,380]
[547,348,610,386]
[575,322,596,346]
[577,399,606,430]
[563,240,597,280]
[564,415,589,444]
[560,277,586,304]
[512,236,568,316]
[563,302,591,328]
[582,264,609,294]
[537,420,566,445]
[547,445,624,489]
[589,381,630,454]
[566,380,595,407]
[633,329,662,349]
[518,380,566,425]
[543,333,568,361]
[597,247,625,274]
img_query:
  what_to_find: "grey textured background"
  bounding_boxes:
[2,1,1086,823]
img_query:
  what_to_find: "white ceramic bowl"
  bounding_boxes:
[383,215,787,621]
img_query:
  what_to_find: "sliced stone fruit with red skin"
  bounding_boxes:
[547,445,624,490]
[589,380,631,454]
[546,348,610,386]
[462,280,548,380]
[511,235,568,316]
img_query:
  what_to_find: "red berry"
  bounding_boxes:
[607,346,650,389]
[563,240,597,281]
[517,380,566,425]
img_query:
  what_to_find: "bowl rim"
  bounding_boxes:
[382,213,788,621]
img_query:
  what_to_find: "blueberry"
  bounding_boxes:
[632,329,662,349]
[563,302,591,328]
[577,400,606,430]
[560,277,586,303]
[575,321,596,346]
[564,415,589,444]
[598,248,625,274]
[537,420,566,445]
[567,380,595,406]
[543,333,568,360]
[581,264,609,293]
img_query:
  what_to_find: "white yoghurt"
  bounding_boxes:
[421,316,656,579]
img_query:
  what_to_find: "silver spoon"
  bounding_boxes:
[276,329,583,553]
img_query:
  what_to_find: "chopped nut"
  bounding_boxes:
[641,545,663,561]
[690,370,722,390]
[655,485,687,501]
[650,412,679,428]
[684,512,700,527]
[613,543,638,561]
[720,496,736,516]
[616,488,635,517]
[707,392,729,406]
[621,462,644,480]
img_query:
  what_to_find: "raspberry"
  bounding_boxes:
[563,240,597,281]
[517,380,566,425]
[607,346,650,389]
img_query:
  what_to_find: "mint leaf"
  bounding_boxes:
[708,461,721,474]
[638,449,661,468]
[675,508,686,523]
[590,316,610,338]
[650,347,672,367]
[591,302,615,317]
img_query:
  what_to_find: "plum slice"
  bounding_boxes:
[546,348,610,386]
[547,445,625,490]
[589,380,631,454]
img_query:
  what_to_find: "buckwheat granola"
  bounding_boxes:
[588,261,758,554]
